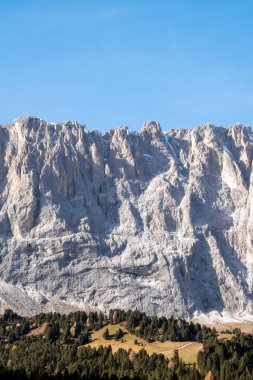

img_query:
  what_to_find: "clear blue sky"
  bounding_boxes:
[1,0,253,132]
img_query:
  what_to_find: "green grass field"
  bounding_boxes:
[87,323,203,364]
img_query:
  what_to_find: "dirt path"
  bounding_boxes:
[161,342,194,353]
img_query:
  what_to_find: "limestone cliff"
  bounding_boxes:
[0,116,252,320]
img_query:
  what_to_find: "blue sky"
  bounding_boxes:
[1,0,253,132]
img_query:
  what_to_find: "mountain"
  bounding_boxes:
[0,116,252,321]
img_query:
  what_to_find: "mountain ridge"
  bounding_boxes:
[0,116,253,321]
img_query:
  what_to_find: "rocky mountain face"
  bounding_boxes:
[0,116,253,320]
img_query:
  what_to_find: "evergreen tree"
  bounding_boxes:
[114,328,124,340]
[103,328,109,340]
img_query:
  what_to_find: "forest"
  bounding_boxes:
[0,308,251,379]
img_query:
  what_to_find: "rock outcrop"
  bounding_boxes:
[0,116,252,320]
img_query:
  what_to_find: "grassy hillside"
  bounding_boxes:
[25,316,239,363]
[87,323,203,364]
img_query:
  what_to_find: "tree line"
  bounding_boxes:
[5,307,214,344]
[109,309,215,342]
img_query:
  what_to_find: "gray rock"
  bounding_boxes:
[0,116,252,321]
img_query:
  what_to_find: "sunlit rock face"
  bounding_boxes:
[0,116,253,320]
